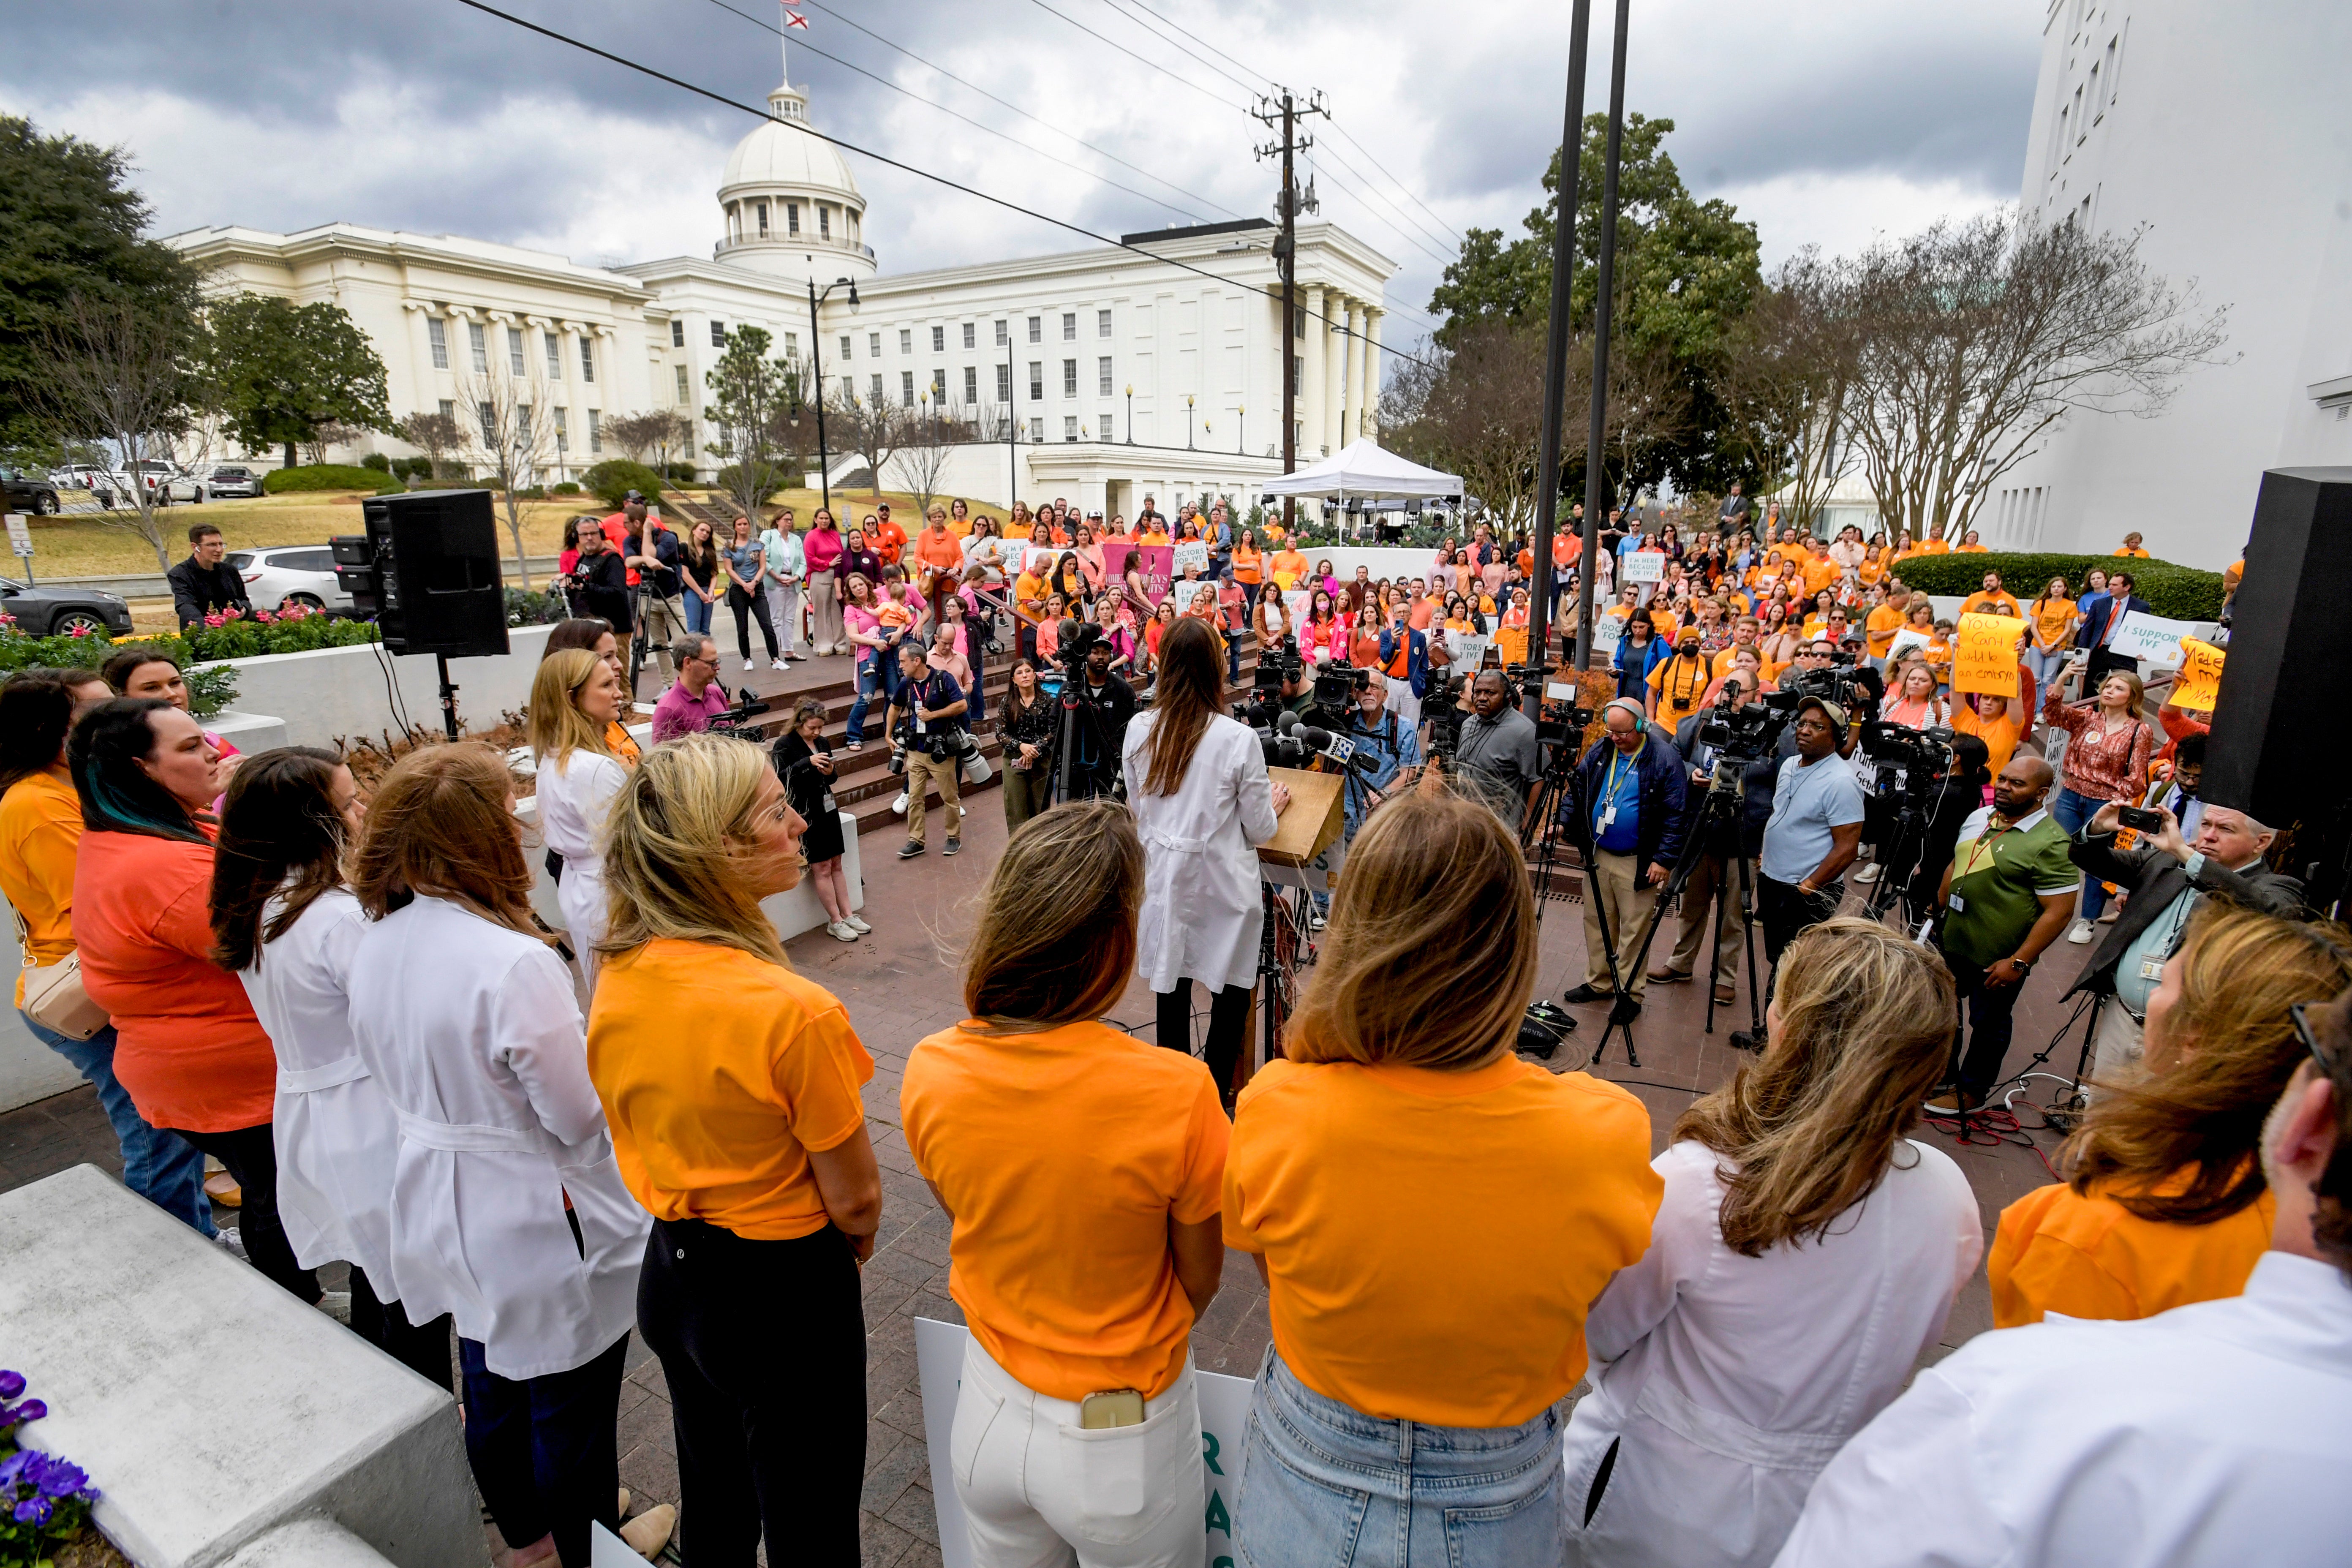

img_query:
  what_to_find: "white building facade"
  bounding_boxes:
[1984,0,2352,566]
[170,63,1395,525]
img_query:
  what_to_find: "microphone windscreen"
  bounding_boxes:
[1057,617,1080,647]
[1296,726,1334,750]
[1276,709,1301,733]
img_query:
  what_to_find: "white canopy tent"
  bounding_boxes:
[1259,439,1463,506]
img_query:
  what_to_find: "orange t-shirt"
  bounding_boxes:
[902,1019,1228,1401]
[1920,537,1952,555]
[1269,550,1309,590]
[1138,528,1171,546]
[1224,1053,1659,1426]
[587,939,874,1241]
[2114,546,2152,558]
[914,528,964,574]
[1956,542,1990,553]
[1952,703,2024,778]
[1710,642,1760,678]
[1800,556,1840,597]
[0,768,81,1006]
[2031,600,2079,651]
[870,519,907,565]
[73,827,275,1132]
[1990,1175,2274,1328]
[1865,604,1905,659]
[1962,591,2023,619]
[1408,599,1436,631]
[1232,547,1262,585]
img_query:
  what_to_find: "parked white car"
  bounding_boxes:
[229,545,352,612]
[207,465,265,498]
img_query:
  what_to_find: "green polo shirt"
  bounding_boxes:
[1942,806,2081,970]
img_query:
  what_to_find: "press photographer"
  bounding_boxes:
[1562,700,1688,1015]
[1757,696,1866,973]
[1044,616,1135,801]
[1653,672,1780,1007]
[1338,670,1422,840]
[885,640,970,860]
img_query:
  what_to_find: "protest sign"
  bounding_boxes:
[1953,612,2024,698]
[1622,551,1665,584]
[2172,636,2225,712]
[2108,610,2202,670]
[1172,539,1210,578]
[1103,542,1174,609]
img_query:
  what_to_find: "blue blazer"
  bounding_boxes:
[1375,623,1430,698]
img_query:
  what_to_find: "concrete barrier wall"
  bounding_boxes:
[193,625,555,750]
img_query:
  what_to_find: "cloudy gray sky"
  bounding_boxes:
[3,0,2044,355]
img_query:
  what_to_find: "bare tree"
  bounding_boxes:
[300,419,363,467]
[1382,323,1556,534]
[1714,250,1856,534]
[32,293,198,572]
[452,364,558,588]
[896,404,958,518]
[395,409,466,479]
[600,410,668,465]
[1835,209,2232,543]
[828,389,907,498]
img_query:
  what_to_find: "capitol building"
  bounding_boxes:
[169,58,1397,523]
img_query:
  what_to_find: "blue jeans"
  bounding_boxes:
[1234,1348,1564,1568]
[682,590,713,636]
[845,659,881,745]
[19,1010,212,1237]
[2051,785,2113,920]
[2023,645,2069,688]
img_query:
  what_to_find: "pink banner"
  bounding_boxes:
[1103,542,1175,615]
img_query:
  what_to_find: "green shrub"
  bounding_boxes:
[359,452,392,472]
[660,462,697,484]
[551,481,580,495]
[581,459,667,510]
[264,464,402,496]
[390,455,433,481]
[506,585,564,627]
[0,610,380,717]
[713,461,792,505]
[1891,552,2223,621]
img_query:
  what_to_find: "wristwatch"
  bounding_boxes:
[2009,956,2035,973]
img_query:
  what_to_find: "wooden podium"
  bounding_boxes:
[1256,765,1345,867]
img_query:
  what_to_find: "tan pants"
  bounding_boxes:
[638,592,685,680]
[904,749,963,844]
[809,573,844,653]
[2085,999,2145,1101]
[1667,853,1753,985]
[1582,850,1663,1000]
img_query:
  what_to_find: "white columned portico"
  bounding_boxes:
[1362,308,1383,441]
[1299,284,1328,463]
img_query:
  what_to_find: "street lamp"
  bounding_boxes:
[805,274,859,514]
[1125,384,1133,444]
[1238,404,1246,455]
[1186,394,1195,450]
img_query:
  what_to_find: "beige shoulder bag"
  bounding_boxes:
[14,909,109,1042]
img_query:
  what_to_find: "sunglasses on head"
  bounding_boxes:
[2292,1002,2343,1077]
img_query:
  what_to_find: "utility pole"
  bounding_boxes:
[1530,0,1594,686]
[1253,89,1326,535]
[1579,0,1633,667]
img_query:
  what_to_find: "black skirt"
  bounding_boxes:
[773,735,847,864]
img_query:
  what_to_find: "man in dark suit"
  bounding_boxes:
[2065,798,2304,1090]
[2077,570,2153,685]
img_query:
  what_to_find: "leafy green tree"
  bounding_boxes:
[207,293,392,468]
[702,325,802,520]
[1428,112,1761,497]
[0,115,202,449]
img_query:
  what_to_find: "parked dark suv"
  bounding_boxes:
[0,576,133,637]
[0,467,62,515]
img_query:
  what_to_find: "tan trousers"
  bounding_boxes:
[809,573,844,653]
[1582,850,1662,1000]
[2085,999,2145,1101]
[1667,854,1753,985]
[638,592,685,680]
[904,750,963,844]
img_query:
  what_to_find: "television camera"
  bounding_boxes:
[706,687,772,738]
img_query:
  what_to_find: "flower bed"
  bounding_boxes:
[0,606,379,718]
[0,1370,103,1567]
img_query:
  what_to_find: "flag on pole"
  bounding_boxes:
[783,8,808,27]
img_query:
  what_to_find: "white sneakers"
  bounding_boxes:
[743,656,756,671]
[1854,862,1882,885]
[892,791,909,815]
[828,920,859,942]
[772,657,787,670]
[843,913,871,934]
[2065,917,2097,944]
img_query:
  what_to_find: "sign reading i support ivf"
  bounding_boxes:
[916,1317,1257,1568]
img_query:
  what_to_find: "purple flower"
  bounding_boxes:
[36,1459,88,1498]
[0,1371,22,1400]
[13,1495,53,1527]
[10,1398,44,1424]
[0,1451,27,1485]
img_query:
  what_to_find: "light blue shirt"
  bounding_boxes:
[2112,852,2209,1017]
[1762,751,1867,885]
[761,528,803,580]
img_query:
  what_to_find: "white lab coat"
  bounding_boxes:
[1775,1251,2352,1568]
[1565,1138,1982,1568]
[1123,712,1279,994]
[346,895,649,1380]
[534,746,629,991]
[239,887,398,1295]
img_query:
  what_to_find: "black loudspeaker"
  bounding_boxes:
[2205,467,2352,912]
[355,489,509,659]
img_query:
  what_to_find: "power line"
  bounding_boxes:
[1102,0,1276,94]
[1321,118,1465,245]
[1308,147,1456,267]
[1018,0,1249,114]
[690,0,1215,223]
[785,0,1241,220]
[451,0,1436,372]
[1088,0,1263,99]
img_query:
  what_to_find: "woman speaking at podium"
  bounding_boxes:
[1123,616,1288,1107]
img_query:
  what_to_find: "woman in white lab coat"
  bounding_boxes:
[1123,616,1288,1105]
[529,647,633,994]
[347,743,656,1568]
[1562,916,1983,1568]
[208,747,451,1389]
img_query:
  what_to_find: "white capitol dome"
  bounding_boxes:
[714,72,875,283]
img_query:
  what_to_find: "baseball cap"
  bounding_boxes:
[623,489,646,502]
[1797,696,1849,730]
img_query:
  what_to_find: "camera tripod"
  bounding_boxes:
[1050,661,1124,804]
[1688,774,1769,1051]
[1865,765,1961,928]
[1521,742,1646,1067]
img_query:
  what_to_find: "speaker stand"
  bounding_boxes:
[436,654,461,742]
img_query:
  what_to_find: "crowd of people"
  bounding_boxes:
[7,486,2336,1568]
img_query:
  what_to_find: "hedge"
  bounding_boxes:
[1889,552,2223,621]
[0,609,384,718]
[264,464,403,495]
[581,460,667,511]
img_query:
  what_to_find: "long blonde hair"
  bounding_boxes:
[598,733,788,969]
[2065,904,2352,1225]
[962,800,1143,1030]
[527,647,612,764]
[1674,917,1954,1255]
[1287,785,1538,1071]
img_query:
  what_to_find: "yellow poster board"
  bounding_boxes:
[1952,611,2025,698]
[2172,636,2225,713]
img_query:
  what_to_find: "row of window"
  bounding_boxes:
[667,317,804,357]
[830,310,1115,362]
[425,317,595,383]
[725,197,846,242]
[433,398,606,456]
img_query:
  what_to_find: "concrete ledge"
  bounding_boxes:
[193,625,555,751]
[221,1517,399,1567]
[0,1166,485,1568]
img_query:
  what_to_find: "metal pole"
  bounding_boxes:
[807,280,832,516]
[1530,0,1593,689]
[1007,342,1018,511]
[1279,92,1297,537]
[1577,0,1631,672]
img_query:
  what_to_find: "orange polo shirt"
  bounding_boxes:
[1225,1053,1659,1427]
[74,827,275,1132]
[1865,603,1906,659]
[903,1019,1227,1401]
[0,768,81,1007]
[588,939,873,1241]
[1990,1174,2275,1328]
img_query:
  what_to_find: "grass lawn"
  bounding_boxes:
[15,485,1018,582]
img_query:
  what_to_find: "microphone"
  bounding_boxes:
[1056,616,1081,650]
[1276,709,1302,734]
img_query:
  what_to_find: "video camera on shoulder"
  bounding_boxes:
[707,686,771,738]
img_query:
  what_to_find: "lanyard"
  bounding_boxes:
[1953,818,2020,881]
[1598,750,1633,825]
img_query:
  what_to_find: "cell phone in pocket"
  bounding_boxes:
[1078,1389,1145,1430]
[2117,806,2165,832]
